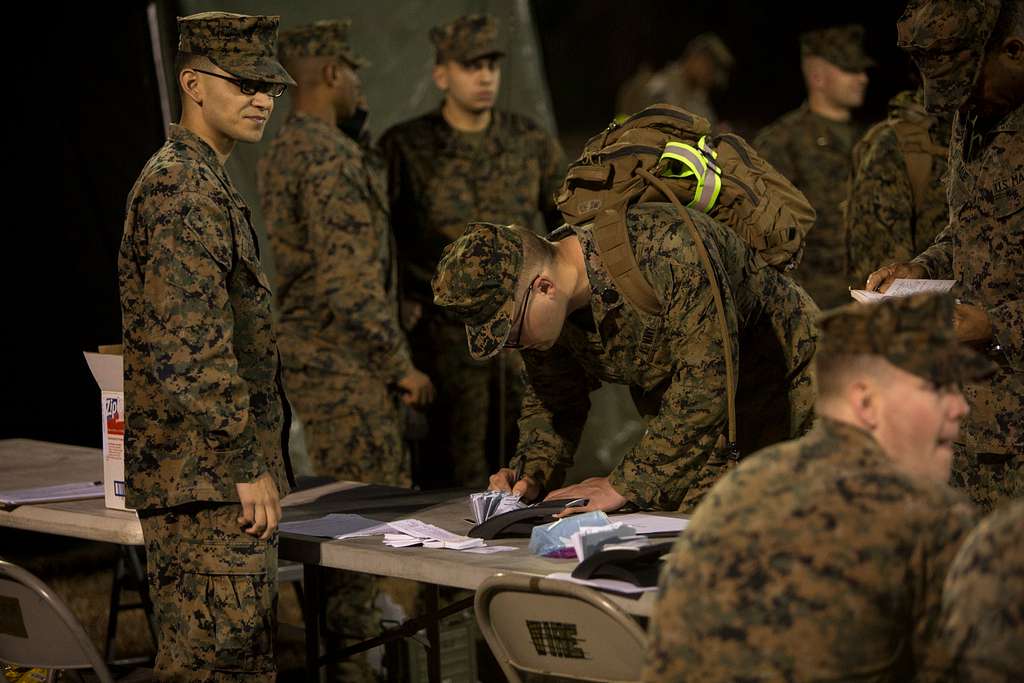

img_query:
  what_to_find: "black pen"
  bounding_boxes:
[513,458,524,485]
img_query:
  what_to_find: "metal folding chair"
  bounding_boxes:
[0,559,115,683]
[475,572,648,683]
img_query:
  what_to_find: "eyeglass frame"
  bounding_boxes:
[503,275,540,350]
[192,69,287,98]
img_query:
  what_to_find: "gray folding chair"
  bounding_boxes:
[475,572,648,683]
[0,559,115,683]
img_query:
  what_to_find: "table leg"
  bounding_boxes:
[426,584,441,683]
[303,563,322,683]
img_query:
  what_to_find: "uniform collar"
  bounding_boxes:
[167,124,238,198]
[812,415,889,464]
[554,223,625,328]
[994,102,1024,133]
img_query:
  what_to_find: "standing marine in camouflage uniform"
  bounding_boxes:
[431,204,820,515]
[868,0,1023,511]
[644,293,993,682]
[940,499,1024,681]
[846,88,952,286]
[754,25,872,308]
[257,21,433,682]
[380,14,565,487]
[119,13,295,680]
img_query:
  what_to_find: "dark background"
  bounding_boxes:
[26,0,915,450]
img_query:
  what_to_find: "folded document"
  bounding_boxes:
[470,490,526,524]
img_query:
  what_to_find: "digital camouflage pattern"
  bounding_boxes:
[846,89,952,286]
[643,417,978,682]
[434,204,820,510]
[755,105,865,309]
[911,104,1023,510]
[429,14,504,63]
[120,124,293,510]
[140,503,279,680]
[897,0,1001,113]
[432,222,524,359]
[940,499,1024,682]
[178,12,296,85]
[277,19,368,68]
[800,24,875,72]
[818,293,997,386]
[380,104,564,486]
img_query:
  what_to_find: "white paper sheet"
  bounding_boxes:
[850,278,956,303]
[0,481,104,507]
[607,513,688,535]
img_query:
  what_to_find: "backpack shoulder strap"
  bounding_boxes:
[591,208,662,316]
[890,118,945,220]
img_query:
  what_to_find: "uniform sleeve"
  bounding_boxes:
[539,130,567,231]
[607,259,733,510]
[911,220,955,278]
[142,191,267,484]
[912,498,978,682]
[990,300,1023,370]
[304,158,413,382]
[846,127,917,285]
[511,344,598,493]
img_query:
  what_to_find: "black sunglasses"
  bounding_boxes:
[193,69,287,97]
[504,276,539,350]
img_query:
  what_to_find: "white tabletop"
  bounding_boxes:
[0,439,672,616]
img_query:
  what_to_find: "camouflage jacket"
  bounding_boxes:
[513,203,819,511]
[119,125,293,509]
[755,103,864,308]
[913,104,1023,457]
[940,499,1024,681]
[643,417,977,682]
[846,89,951,286]
[258,112,411,422]
[379,107,564,309]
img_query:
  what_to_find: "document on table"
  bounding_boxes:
[546,572,658,595]
[607,513,688,535]
[279,513,393,539]
[383,519,484,550]
[0,481,104,509]
[849,278,955,303]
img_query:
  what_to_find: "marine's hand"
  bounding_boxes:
[488,467,540,502]
[236,472,281,540]
[954,303,993,343]
[546,477,627,518]
[397,368,435,407]
[865,262,927,292]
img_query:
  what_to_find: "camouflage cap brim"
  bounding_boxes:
[210,53,297,86]
[465,296,516,360]
[907,47,985,113]
[460,46,506,64]
[341,49,371,69]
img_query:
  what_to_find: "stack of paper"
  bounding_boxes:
[469,491,526,524]
[849,278,956,303]
[569,522,642,561]
[382,519,485,550]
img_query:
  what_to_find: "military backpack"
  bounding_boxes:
[554,103,816,455]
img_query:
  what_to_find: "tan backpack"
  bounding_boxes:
[554,103,816,455]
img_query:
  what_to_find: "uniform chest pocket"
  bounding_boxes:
[231,206,273,293]
[993,184,1023,219]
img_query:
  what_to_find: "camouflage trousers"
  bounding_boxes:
[413,317,523,488]
[951,445,1024,513]
[138,502,278,682]
[302,389,409,683]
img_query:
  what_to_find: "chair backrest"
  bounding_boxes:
[475,572,648,683]
[0,559,114,683]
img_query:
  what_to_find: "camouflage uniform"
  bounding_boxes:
[432,204,820,512]
[846,89,952,286]
[754,25,873,309]
[644,293,992,682]
[257,22,405,682]
[118,13,295,680]
[899,0,1023,511]
[379,14,564,487]
[940,499,1024,682]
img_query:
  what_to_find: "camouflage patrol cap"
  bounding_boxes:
[178,12,296,86]
[278,19,369,69]
[432,223,524,360]
[430,14,506,63]
[800,24,875,72]
[817,293,996,385]
[897,0,1001,112]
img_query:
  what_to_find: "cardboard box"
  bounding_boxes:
[84,348,132,511]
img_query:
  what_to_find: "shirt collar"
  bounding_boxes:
[167,124,238,197]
